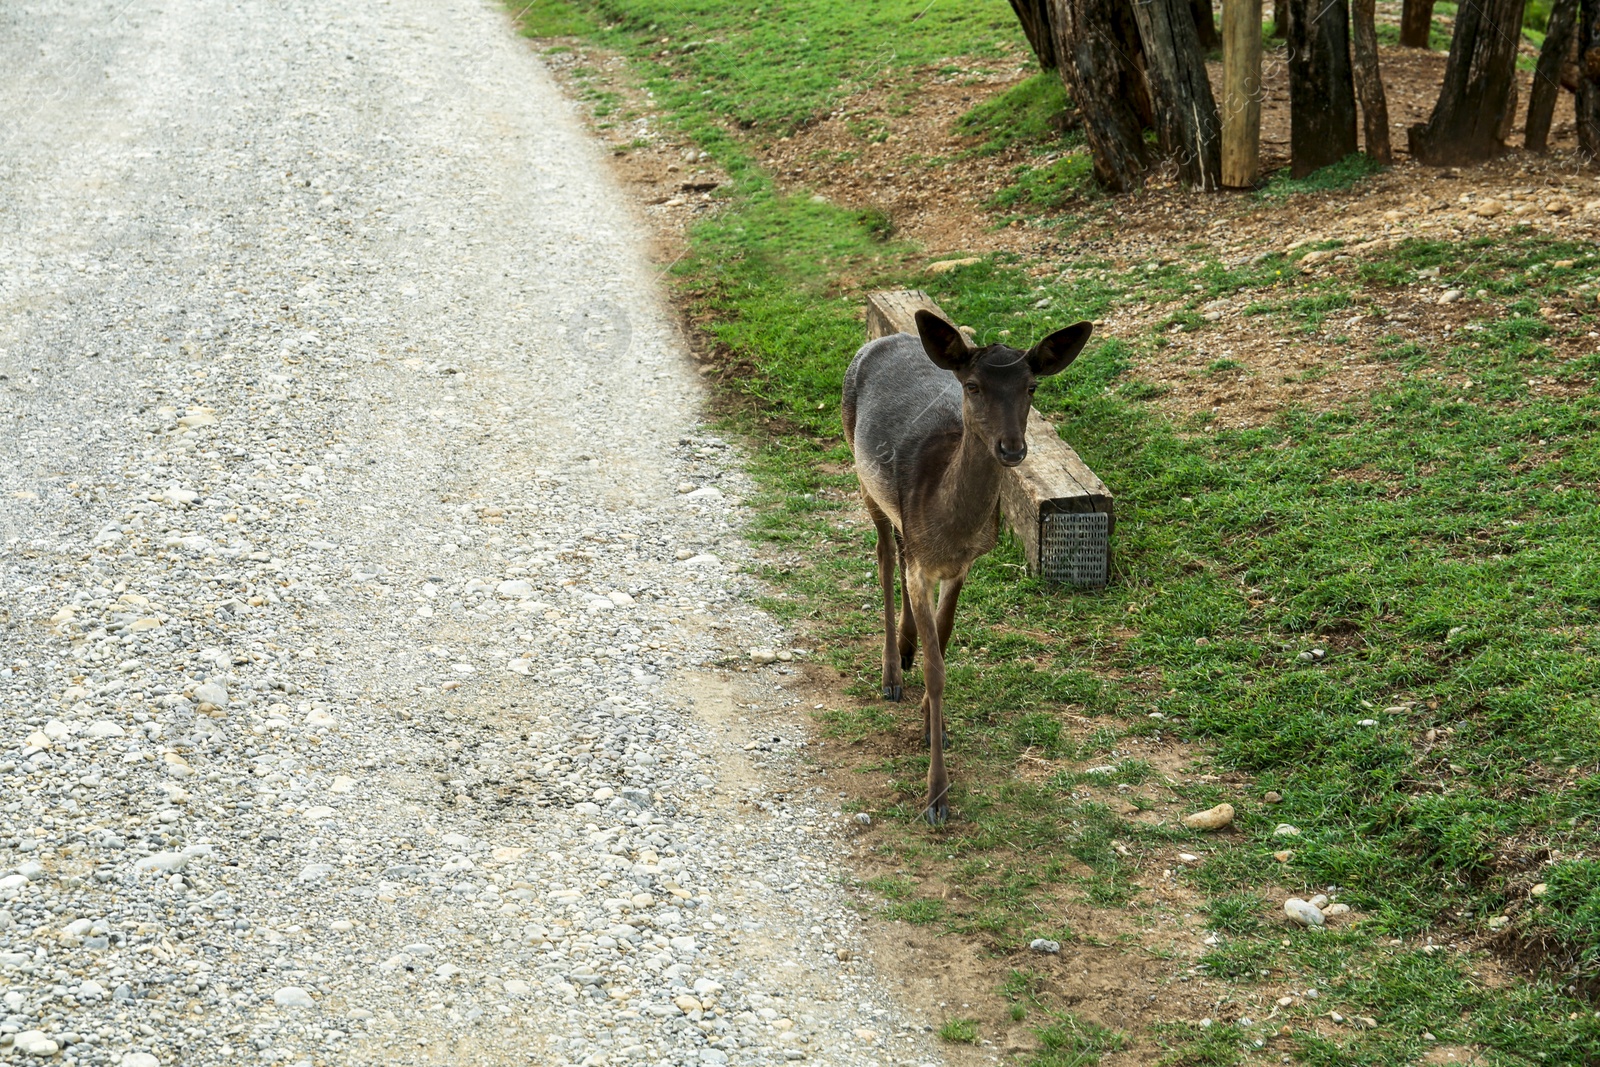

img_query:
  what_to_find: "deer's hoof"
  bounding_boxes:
[882,684,903,702]
[923,797,949,827]
[922,727,950,750]
[900,650,915,670]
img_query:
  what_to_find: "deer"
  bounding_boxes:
[841,310,1092,825]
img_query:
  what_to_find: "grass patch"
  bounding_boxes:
[992,153,1095,210]
[939,1017,982,1044]
[1257,153,1385,199]
[956,71,1074,156]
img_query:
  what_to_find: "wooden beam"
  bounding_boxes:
[864,290,1114,586]
[1222,0,1263,187]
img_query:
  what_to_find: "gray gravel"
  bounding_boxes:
[0,1,943,1064]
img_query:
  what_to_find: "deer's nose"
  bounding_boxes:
[997,441,1027,467]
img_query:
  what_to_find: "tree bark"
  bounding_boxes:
[1350,0,1392,163]
[1580,0,1600,158]
[1009,0,1059,69]
[1223,0,1264,186]
[1132,0,1224,188]
[1190,0,1222,49]
[1407,0,1524,164]
[1527,0,1578,150]
[1286,0,1359,176]
[1400,0,1435,47]
[1270,0,1286,38]
[1049,0,1155,191]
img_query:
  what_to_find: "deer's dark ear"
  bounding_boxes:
[915,310,973,372]
[1026,321,1093,377]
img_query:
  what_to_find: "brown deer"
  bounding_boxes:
[841,311,1092,824]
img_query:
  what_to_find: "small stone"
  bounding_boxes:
[1488,915,1509,930]
[192,681,228,706]
[749,648,777,664]
[1474,200,1504,217]
[87,720,126,738]
[1182,803,1235,831]
[680,553,721,567]
[1028,938,1060,954]
[13,1031,59,1056]
[1324,903,1351,917]
[496,579,535,598]
[853,812,871,826]
[1284,898,1325,927]
[1358,718,1378,727]
[1263,790,1283,804]
[1531,882,1549,897]
[121,1054,160,1067]
[274,986,315,1009]
[684,486,722,500]
[674,994,703,1013]
[305,707,336,727]
[304,806,336,820]
[330,775,356,794]
[1308,893,1329,908]
[1273,824,1301,837]
[504,979,531,995]
[926,257,982,274]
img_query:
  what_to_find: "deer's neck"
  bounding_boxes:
[932,422,1002,539]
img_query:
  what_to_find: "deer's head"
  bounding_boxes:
[915,310,1092,467]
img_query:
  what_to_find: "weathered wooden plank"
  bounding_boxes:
[863,290,1114,585]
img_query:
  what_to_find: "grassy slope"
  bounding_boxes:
[513,2,1600,1063]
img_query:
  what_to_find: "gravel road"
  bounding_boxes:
[0,2,942,1065]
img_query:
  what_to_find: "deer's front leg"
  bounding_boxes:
[906,565,948,826]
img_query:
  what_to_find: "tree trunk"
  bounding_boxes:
[1407,0,1524,164]
[1132,0,1224,188]
[1580,0,1600,158]
[1270,0,1286,37]
[1009,0,1059,69]
[1049,0,1155,191]
[1400,0,1435,47]
[1223,0,1264,186]
[1350,0,1392,163]
[1527,0,1578,150]
[1286,0,1359,176]
[1191,0,1222,49]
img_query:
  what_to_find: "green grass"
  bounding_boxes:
[939,1017,982,1044]
[992,153,1095,210]
[508,2,1600,1061]
[956,71,1074,156]
[1257,153,1385,199]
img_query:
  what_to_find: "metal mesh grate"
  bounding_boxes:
[1039,510,1109,587]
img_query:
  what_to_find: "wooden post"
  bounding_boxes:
[1286,0,1359,176]
[1400,0,1435,47]
[1190,0,1222,50]
[864,291,1114,586]
[1132,0,1224,189]
[1350,0,1393,164]
[1526,0,1576,153]
[1407,0,1523,165]
[1222,0,1263,187]
[1049,0,1155,192]
[1579,0,1600,159]
[1008,0,1059,68]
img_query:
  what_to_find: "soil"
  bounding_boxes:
[527,21,1597,1061]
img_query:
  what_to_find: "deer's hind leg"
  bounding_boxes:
[896,534,918,671]
[863,493,904,702]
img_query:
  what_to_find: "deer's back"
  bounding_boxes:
[842,333,962,528]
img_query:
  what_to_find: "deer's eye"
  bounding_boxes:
[963,381,980,394]
[1027,384,1037,394]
